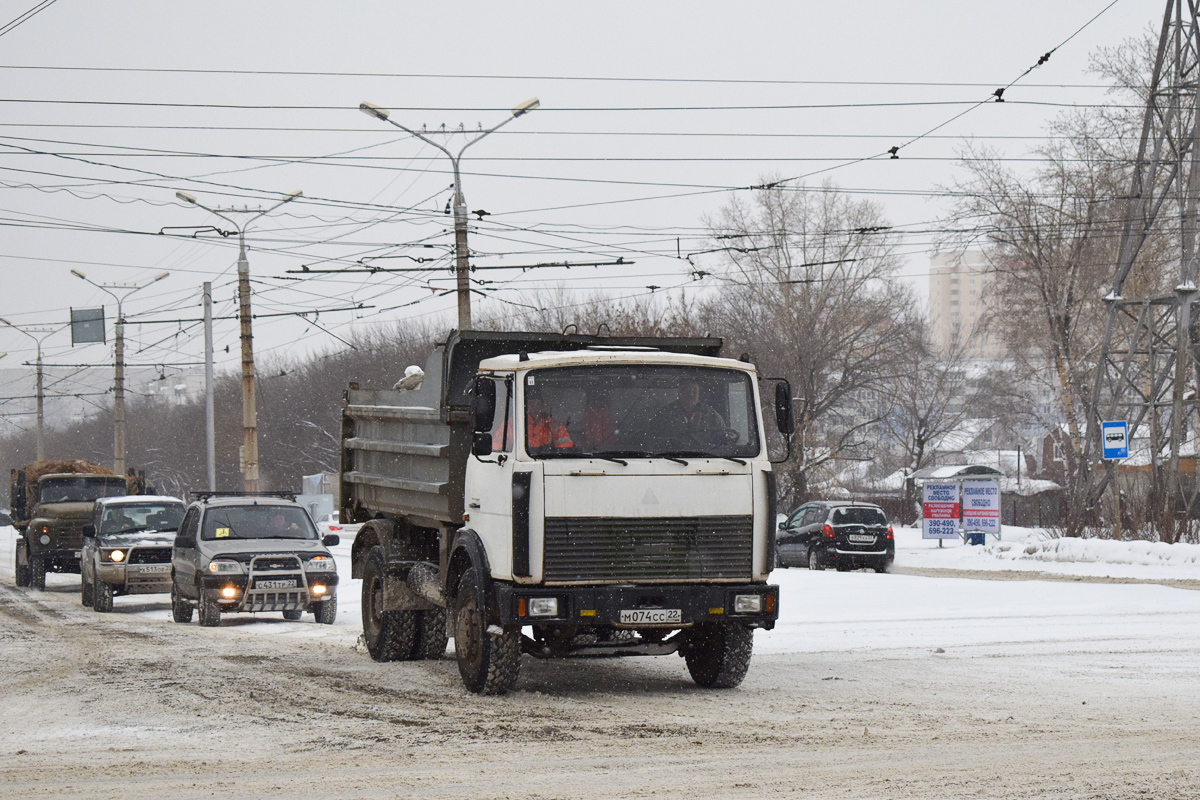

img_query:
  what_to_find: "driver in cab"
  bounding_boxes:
[525,385,573,451]
[658,378,724,445]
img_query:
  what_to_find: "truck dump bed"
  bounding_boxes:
[339,330,723,529]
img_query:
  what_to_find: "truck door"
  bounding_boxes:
[465,376,520,581]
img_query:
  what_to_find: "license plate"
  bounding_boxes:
[139,564,170,573]
[256,579,296,589]
[73,551,81,558]
[848,534,876,543]
[619,608,681,625]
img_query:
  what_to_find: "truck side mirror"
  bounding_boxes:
[82,524,96,537]
[774,381,796,435]
[471,377,496,433]
[472,432,494,457]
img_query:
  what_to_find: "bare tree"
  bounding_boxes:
[706,181,922,506]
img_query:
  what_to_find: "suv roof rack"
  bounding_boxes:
[188,490,297,503]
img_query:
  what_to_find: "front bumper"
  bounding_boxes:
[29,547,82,572]
[200,573,339,612]
[96,562,173,593]
[495,582,778,629]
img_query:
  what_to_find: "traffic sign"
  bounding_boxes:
[1101,420,1128,460]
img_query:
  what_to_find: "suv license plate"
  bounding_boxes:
[256,579,296,589]
[848,534,876,543]
[619,608,681,625]
[139,564,170,573]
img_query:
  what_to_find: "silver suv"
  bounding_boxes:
[169,493,340,627]
[81,495,185,612]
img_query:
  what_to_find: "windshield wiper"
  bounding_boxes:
[107,526,149,535]
[576,452,628,466]
[665,451,747,466]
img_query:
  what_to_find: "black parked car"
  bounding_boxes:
[776,501,894,573]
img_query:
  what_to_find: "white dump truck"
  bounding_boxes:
[341,330,792,694]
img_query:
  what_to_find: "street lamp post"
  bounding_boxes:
[175,189,302,492]
[359,98,540,330]
[70,270,169,477]
[0,319,55,461]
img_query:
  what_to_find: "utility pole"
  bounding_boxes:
[70,270,169,476]
[0,319,55,461]
[203,282,216,491]
[176,189,302,492]
[359,97,540,330]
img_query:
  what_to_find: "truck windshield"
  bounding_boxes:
[522,365,760,459]
[39,476,126,504]
[200,506,317,541]
[101,503,185,535]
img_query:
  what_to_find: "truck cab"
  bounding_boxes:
[343,331,790,694]
[13,471,128,589]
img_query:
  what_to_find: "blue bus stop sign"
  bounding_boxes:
[1101,420,1128,460]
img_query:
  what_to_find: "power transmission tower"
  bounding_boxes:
[1088,0,1200,541]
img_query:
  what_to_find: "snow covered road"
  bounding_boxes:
[2,523,1200,798]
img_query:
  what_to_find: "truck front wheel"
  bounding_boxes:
[683,622,754,689]
[29,555,46,590]
[453,568,519,695]
[15,548,30,588]
[361,546,416,661]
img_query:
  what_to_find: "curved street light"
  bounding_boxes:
[359,98,539,329]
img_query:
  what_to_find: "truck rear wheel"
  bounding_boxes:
[93,579,114,613]
[361,546,416,661]
[454,568,519,695]
[15,548,30,588]
[29,555,46,590]
[684,622,754,689]
[413,608,448,660]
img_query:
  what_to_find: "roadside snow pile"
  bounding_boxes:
[988,537,1200,570]
[896,524,1200,580]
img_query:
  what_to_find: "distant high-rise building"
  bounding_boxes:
[928,251,1004,359]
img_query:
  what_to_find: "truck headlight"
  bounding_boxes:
[528,597,558,617]
[733,594,762,613]
[207,560,243,574]
[39,534,51,545]
[101,549,125,563]
[305,556,336,572]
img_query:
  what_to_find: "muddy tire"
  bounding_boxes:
[361,546,416,661]
[413,608,449,660]
[81,568,94,607]
[314,595,337,625]
[170,583,193,623]
[93,578,114,613]
[282,609,303,621]
[15,548,30,588]
[454,568,519,695]
[198,588,221,627]
[684,622,754,689]
[29,555,46,590]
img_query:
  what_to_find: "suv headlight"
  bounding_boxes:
[101,549,125,563]
[207,559,244,574]
[305,555,336,572]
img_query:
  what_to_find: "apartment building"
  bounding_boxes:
[928,251,1005,359]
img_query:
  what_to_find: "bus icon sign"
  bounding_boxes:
[1101,420,1128,460]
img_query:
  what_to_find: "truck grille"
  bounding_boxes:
[543,516,753,583]
[128,547,171,564]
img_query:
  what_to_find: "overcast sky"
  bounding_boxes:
[0,0,1159,422]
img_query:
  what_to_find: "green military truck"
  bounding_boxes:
[11,461,128,589]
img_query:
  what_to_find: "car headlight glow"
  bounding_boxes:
[101,548,125,562]
[311,584,327,595]
[207,560,243,574]
[305,555,336,572]
[221,586,238,598]
[733,594,762,613]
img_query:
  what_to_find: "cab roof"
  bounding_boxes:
[478,348,756,373]
[96,495,183,507]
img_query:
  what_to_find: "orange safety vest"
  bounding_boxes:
[527,414,574,449]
